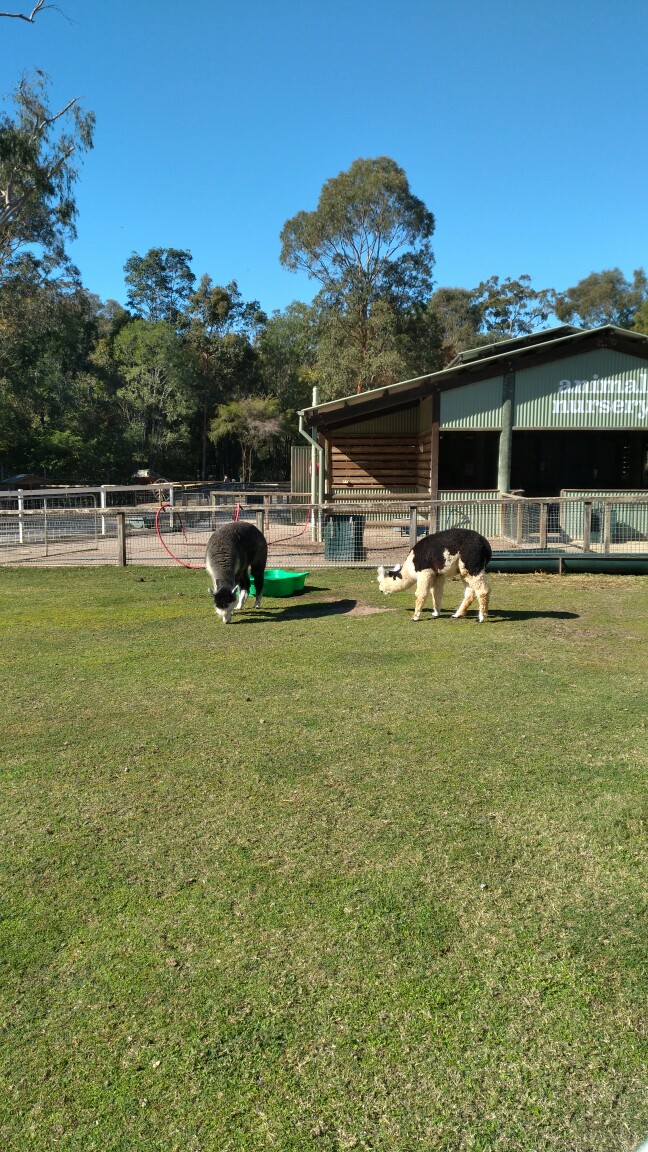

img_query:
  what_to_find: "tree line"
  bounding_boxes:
[2,63,648,484]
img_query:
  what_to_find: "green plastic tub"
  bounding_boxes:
[249,569,309,597]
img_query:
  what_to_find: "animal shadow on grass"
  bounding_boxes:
[394,608,580,623]
[486,609,579,623]
[240,593,359,623]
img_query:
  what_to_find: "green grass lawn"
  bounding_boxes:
[1,566,646,1151]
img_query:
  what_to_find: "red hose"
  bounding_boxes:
[155,504,205,569]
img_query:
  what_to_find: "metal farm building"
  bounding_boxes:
[295,324,648,571]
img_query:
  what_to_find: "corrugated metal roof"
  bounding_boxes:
[448,325,581,366]
[299,325,648,427]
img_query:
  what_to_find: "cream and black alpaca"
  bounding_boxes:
[377,528,492,622]
[205,521,268,623]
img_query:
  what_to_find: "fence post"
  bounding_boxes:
[603,503,612,553]
[539,502,548,550]
[100,485,107,536]
[499,497,508,540]
[168,484,175,533]
[409,505,418,548]
[516,501,523,546]
[116,512,127,566]
[583,501,592,553]
[18,488,24,544]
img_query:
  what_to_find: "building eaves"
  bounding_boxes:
[299,324,648,427]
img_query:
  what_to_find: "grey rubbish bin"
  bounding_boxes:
[324,513,366,561]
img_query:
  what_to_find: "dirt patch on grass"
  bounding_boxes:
[347,603,391,615]
[317,595,391,616]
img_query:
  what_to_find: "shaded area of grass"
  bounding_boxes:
[1,568,647,1150]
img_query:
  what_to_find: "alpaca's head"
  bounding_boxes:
[377,564,402,594]
[210,585,238,623]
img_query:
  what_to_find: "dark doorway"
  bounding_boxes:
[439,432,500,489]
[511,430,648,496]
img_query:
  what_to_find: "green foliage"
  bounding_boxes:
[256,302,317,412]
[185,276,266,478]
[0,257,112,478]
[124,248,196,324]
[426,286,482,364]
[554,268,648,329]
[632,297,648,335]
[280,157,437,396]
[313,295,442,400]
[113,318,195,472]
[474,274,556,339]
[280,156,435,301]
[0,71,94,272]
[209,395,286,481]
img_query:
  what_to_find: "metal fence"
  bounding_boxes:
[1,494,647,569]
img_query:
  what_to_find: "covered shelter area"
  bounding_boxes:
[299,325,648,502]
[296,325,648,568]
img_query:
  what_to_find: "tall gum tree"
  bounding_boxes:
[280,156,436,396]
[0,71,94,273]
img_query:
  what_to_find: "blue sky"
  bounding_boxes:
[2,0,647,316]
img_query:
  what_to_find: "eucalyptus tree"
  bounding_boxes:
[0,71,94,274]
[112,318,195,474]
[123,248,196,325]
[0,256,112,478]
[632,298,648,336]
[185,275,265,477]
[280,156,436,395]
[473,275,555,340]
[256,302,317,412]
[426,287,483,364]
[209,396,286,484]
[554,268,648,329]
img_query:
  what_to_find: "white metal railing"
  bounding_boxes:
[1,496,647,567]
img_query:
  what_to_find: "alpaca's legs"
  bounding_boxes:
[412,571,434,620]
[453,573,490,621]
[429,575,445,617]
[453,581,475,618]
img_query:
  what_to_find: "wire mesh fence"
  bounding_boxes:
[2,495,648,568]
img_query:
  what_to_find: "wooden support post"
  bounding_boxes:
[116,512,127,567]
[516,501,523,546]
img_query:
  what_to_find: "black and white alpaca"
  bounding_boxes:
[377,528,492,622]
[205,521,268,623]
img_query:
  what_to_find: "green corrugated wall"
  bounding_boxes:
[515,349,648,429]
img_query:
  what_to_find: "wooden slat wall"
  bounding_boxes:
[417,428,432,490]
[329,432,430,492]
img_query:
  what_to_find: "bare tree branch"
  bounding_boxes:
[0,0,48,21]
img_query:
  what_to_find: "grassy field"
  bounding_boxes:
[1,565,646,1152]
